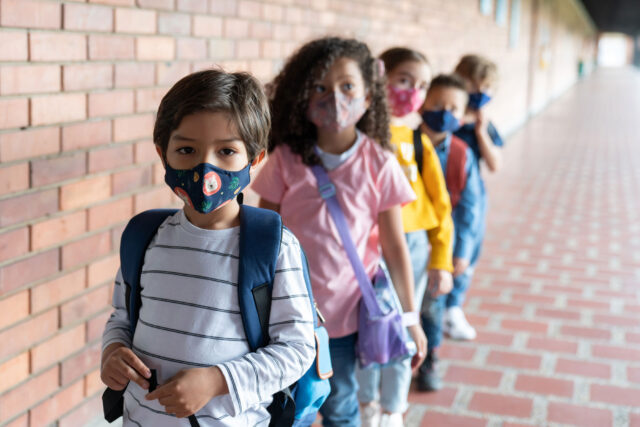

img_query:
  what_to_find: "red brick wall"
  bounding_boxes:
[0,0,595,425]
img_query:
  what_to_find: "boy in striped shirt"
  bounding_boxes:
[100,70,315,426]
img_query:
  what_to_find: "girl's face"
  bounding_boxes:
[387,60,431,93]
[310,57,370,106]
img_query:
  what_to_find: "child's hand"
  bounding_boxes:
[408,324,427,370]
[145,367,228,418]
[474,110,489,132]
[427,269,453,296]
[452,257,470,277]
[101,343,151,391]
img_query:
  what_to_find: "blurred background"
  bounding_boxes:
[0,0,638,426]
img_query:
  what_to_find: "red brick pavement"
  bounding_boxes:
[402,68,640,426]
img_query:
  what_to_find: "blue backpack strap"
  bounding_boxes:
[103,208,177,423]
[413,128,424,177]
[120,209,178,334]
[237,204,283,351]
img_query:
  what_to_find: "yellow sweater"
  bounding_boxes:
[390,125,454,272]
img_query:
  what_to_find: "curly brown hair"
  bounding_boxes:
[269,37,390,165]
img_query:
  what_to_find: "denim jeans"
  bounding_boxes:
[320,333,360,427]
[446,190,487,308]
[354,230,430,413]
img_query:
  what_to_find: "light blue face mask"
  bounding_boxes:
[468,92,492,110]
[164,162,251,214]
[421,109,461,133]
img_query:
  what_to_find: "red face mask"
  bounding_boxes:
[387,85,425,117]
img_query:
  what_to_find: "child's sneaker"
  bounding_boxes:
[416,350,442,391]
[444,306,477,340]
[380,412,404,427]
[361,401,381,427]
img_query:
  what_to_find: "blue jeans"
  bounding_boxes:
[422,294,446,351]
[446,190,487,308]
[354,230,429,413]
[320,333,360,427]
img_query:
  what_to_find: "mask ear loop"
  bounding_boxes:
[375,58,385,80]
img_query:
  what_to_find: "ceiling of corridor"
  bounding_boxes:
[582,0,640,35]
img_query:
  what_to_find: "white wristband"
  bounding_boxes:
[402,311,419,327]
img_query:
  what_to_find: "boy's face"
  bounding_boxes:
[158,111,262,172]
[464,77,493,96]
[423,86,468,122]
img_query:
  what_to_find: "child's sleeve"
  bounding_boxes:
[488,122,504,147]
[251,147,288,205]
[102,268,133,351]
[419,137,455,272]
[452,148,483,260]
[216,230,316,417]
[377,155,417,213]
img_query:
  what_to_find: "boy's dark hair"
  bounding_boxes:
[427,73,468,97]
[153,69,270,162]
[379,47,429,74]
[269,36,390,165]
[454,54,498,85]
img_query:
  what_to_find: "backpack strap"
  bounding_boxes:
[237,204,283,351]
[413,128,424,177]
[120,209,178,333]
[445,136,468,209]
[103,209,177,423]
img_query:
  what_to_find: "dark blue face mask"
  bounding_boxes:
[165,162,251,214]
[421,109,461,133]
[468,92,492,110]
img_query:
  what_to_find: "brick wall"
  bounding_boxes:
[0,0,595,425]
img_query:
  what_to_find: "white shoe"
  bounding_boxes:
[361,401,381,427]
[380,412,404,427]
[444,306,477,340]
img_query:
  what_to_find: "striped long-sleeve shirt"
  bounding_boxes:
[102,210,315,426]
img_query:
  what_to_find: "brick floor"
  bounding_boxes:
[405,69,640,426]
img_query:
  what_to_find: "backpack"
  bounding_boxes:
[102,204,332,427]
[413,129,468,208]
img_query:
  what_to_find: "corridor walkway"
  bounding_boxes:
[405,68,640,427]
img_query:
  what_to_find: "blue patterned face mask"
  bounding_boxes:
[468,92,492,110]
[164,162,251,214]
[421,109,461,133]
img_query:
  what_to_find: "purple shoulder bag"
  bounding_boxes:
[311,164,414,368]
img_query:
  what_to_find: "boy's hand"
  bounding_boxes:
[427,269,453,296]
[101,343,151,391]
[146,367,228,418]
[408,324,427,370]
[474,110,489,132]
[452,257,470,277]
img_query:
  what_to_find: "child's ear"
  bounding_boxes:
[155,145,166,168]
[250,150,266,171]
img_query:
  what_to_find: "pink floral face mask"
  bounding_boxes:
[307,91,367,133]
[387,85,426,117]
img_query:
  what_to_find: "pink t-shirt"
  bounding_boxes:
[252,135,416,338]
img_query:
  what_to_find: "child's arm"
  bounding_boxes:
[147,231,315,418]
[452,149,483,276]
[418,136,455,295]
[474,111,503,172]
[379,205,427,368]
[101,269,151,391]
[258,197,280,213]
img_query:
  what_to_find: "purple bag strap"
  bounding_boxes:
[310,164,383,318]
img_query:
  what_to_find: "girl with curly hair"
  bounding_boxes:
[252,37,427,426]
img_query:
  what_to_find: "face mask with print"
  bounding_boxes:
[307,91,367,133]
[387,85,425,117]
[467,92,492,110]
[421,109,461,133]
[164,162,251,214]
